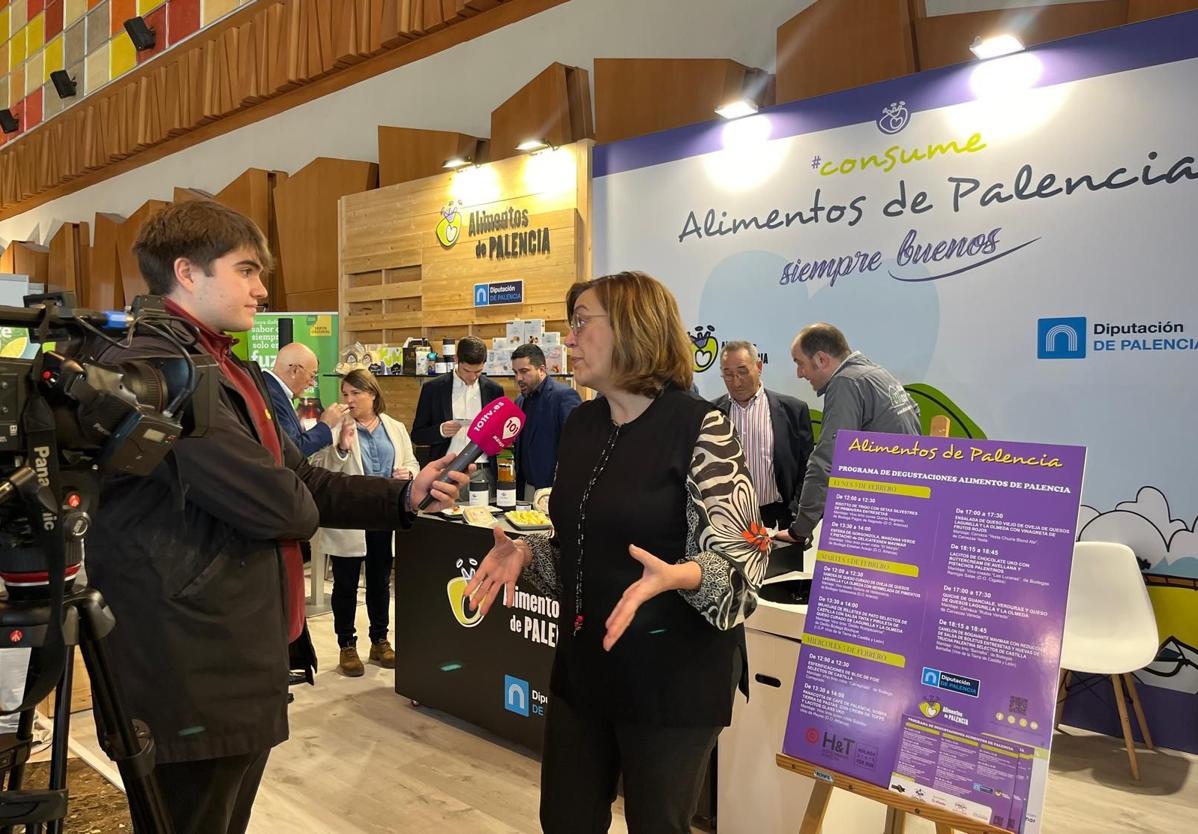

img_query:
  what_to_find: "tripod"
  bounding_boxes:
[0,582,175,834]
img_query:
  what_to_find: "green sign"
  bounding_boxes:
[231,312,340,408]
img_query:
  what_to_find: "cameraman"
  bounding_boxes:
[84,200,468,834]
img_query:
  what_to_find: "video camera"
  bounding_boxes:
[0,292,216,599]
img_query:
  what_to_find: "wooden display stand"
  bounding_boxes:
[776,754,1014,834]
[338,141,592,428]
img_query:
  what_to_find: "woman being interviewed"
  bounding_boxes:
[468,271,771,833]
[310,369,420,677]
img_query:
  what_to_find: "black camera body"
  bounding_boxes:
[0,293,215,590]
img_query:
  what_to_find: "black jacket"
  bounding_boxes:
[514,376,582,491]
[410,371,504,462]
[713,388,814,510]
[86,325,414,764]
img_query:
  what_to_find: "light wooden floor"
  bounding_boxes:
[66,585,1197,833]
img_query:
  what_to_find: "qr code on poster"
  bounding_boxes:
[1009,695,1028,716]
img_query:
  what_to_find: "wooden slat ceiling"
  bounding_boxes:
[0,0,549,218]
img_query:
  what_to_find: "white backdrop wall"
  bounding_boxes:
[592,10,1198,751]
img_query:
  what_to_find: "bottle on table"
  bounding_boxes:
[496,450,517,510]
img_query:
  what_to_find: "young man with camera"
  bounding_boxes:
[84,200,468,834]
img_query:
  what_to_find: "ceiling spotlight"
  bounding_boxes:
[516,138,550,153]
[443,156,472,170]
[715,99,759,120]
[970,34,1025,60]
[124,16,158,52]
[50,70,78,99]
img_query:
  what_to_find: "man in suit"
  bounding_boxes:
[713,340,814,531]
[263,342,347,457]
[511,343,581,501]
[411,336,504,491]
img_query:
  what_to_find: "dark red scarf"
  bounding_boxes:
[164,299,306,642]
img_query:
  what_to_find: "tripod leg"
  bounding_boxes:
[43,647,78,834]
[73,591,175,834]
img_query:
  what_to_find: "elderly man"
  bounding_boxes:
[776,323,921,546]
[263,342,347,457]
[712,340,813,530]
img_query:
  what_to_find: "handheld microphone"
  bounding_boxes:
[418,396,526,510]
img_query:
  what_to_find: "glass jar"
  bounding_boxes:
[496,450,517,509]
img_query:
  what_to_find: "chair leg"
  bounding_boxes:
[1110,674,1141,782]
[1123,672,1155,750]
[1054,669,1071,730]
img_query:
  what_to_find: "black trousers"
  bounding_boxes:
[153,749,270,834]
[539,696,721,834]
[330,530,394,648]
[759,500,793,531]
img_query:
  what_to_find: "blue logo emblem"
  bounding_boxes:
[1038,316,1087,359]
[504,675,530,717]
[921,667,941,687]
[877,101,910,135]
[474,284,490,306]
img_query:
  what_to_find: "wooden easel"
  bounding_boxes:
[776,753,1015,834]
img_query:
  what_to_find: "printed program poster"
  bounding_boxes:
[783,430,1085,833]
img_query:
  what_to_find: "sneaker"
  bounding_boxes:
[369,640,396,669]
[339,646,364,677]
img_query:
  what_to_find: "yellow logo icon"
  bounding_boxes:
[435,202,463,249]
[446,557,485,628]
[918,699,942,718]
[689,325,718,373]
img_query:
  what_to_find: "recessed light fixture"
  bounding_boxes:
[715,99,760,120]
[970,34,1025,60]
[443,156,472,170]
[516,138,550,153]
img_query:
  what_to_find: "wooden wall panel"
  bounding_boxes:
[0,241,51,288]
[339,140,590,428]
[88,214,127,310]
[776,0,916,104]
[1126,0,1198,21]
[47,223,91,299]
[595,58,767,145]
[914,1,1129,70]
[378,127,481,187]
[116,200,171,304]
[490,63,593,162]
[275,157,379,312]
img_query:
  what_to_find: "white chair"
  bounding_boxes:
[1057,541,1159,781]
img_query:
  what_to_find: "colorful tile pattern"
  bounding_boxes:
[1,0,252,137]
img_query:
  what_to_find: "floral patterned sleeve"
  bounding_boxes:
[520,532,563,599]
[677,409,772,630]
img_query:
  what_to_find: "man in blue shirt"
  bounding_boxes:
[263,342,347,456]
[512,343,582,500]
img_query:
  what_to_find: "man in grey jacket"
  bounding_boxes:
[776,323,921,545]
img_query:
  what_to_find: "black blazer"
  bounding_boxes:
[713,387,814,509]
[410,371,505,462]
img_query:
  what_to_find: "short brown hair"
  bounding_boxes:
[796,323,851,360]
[133,200,273,295]
[341,368,386,415]
[456,336,487,365]
[567,271,693,397]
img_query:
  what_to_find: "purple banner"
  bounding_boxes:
[782,431,1085,833]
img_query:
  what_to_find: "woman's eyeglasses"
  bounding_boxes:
[568,314,609,333]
